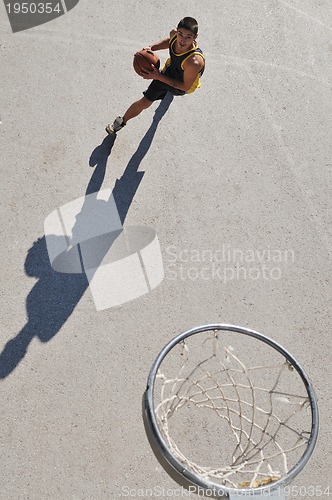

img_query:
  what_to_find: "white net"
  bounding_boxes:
[153,329,313,489]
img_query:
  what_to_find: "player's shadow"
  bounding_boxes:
[87,92,174,204]
[0,93,173,379]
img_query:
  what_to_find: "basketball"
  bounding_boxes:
[133,49,160,75]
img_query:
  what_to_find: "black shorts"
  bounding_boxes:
[143,80,186,102]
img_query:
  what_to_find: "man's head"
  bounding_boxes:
[177,17,198,36]
[176,17,198,51]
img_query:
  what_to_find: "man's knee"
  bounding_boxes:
[139,97,153,110]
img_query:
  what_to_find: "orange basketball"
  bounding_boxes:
[133,49,160,75]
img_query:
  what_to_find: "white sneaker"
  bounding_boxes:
[105,116,125,135]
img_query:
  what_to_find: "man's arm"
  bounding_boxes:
[143,54,204,92]
[149,38,170,51]
[145,29,176,51]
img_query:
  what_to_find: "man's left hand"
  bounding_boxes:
[141,65,161,80]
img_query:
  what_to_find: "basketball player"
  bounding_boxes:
[106,17,205,135]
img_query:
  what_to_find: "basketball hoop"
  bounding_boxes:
[143,324,319,499]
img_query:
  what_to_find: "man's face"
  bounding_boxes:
[176,28,197,52]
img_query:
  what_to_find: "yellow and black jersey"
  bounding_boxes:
[162,34,205,94]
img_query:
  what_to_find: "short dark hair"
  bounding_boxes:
[177,17,198,36]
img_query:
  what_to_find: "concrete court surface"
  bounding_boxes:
[0,0,331,498]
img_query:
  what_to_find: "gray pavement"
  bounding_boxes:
[1,0,331,498]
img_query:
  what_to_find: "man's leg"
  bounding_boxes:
[123,96,153,124]
[106,81,170,135]
[106,96,153,135]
